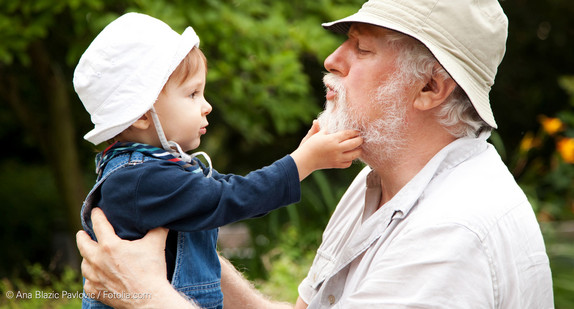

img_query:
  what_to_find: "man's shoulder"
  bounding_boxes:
[431,144,524,202]
[414,145,532,235]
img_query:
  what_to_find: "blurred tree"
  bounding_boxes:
[495,0,574,151]
[0,0,572,286]
[0,1,107,233]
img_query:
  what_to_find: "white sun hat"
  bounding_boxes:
[322,0,508,128]
[74,12,200,145]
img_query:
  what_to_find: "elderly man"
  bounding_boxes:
[77,0,554,308]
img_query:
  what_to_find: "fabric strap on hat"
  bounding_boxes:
[149,106,212,177]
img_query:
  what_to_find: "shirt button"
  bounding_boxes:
[328,295,336,305]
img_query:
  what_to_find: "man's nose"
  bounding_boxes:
[324,42,350,76]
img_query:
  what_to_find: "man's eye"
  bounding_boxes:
[357,46,370,54]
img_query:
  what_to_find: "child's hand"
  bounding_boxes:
[291,120,363,181]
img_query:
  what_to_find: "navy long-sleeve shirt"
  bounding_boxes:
[97,155,301,240]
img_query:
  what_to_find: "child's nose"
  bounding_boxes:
[203,101,212,116]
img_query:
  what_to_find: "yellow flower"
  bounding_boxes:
[519,132,541,152]
[557,137,574,164]
[538,115,565,136]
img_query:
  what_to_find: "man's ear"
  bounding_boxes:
[413,67,457,111]
[131,112,153,130]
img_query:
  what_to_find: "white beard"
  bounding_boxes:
[317,74,356,133]
[317,72,408,167]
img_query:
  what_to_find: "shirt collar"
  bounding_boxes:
[368,132,490,219]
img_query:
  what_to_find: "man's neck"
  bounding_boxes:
[367,129,456,207]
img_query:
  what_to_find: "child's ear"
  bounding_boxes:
[131,112,152,130]
[413,66,457,111]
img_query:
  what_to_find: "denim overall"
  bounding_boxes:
[81,152,223,308]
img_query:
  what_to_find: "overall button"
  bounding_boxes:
[328,294,336,305]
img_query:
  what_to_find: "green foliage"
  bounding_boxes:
[496,75,574,222]
[0,161,68,278]
[0,0,106,66]
[0,264,82,308]
[254,226,316,303]
[0,0,573,306]
[494,0,574,148]
[541,223,574,309]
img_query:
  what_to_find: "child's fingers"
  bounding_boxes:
[332,129,361,141]
[329,147,362,169]
[339,135,363,150]
[301,120,322,145]
[335,161,354,169]
[342,147,362,162]
[304,120,321,138]
[309,120,321,135]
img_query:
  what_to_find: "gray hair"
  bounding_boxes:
[384,31,491,138]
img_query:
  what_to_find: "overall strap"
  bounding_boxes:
[81,142,207,239]
[81,152,155,239]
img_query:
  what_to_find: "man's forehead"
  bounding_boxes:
[348,23,393,38]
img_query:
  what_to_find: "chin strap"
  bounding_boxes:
[190,151,213,178]
[149,107,212,177]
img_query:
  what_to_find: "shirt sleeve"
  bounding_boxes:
[339,224,495,308]
[98,155,300,239]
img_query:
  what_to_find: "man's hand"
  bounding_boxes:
[76,208,193,308]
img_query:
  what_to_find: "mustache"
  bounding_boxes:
[317,73,355,134]
[323,73,345,97]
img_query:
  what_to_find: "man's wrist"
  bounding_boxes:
[145,283,196,309]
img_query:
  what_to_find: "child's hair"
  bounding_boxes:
[167,47,207,88]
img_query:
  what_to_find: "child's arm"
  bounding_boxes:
[98,121,360,235]
[290,120,363,181]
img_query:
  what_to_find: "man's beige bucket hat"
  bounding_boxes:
[323,0,508,128]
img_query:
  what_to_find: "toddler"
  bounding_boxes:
[74,13,362,308]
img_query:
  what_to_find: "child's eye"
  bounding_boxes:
[190,91,199,99]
